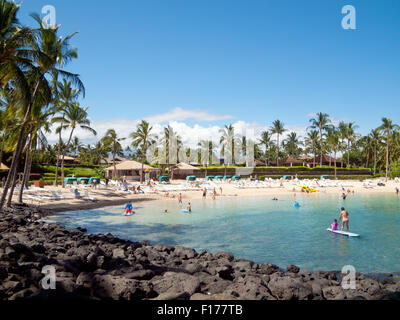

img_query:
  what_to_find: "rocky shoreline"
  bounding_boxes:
[0,204,399,300]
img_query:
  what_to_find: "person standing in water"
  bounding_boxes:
[202,187,207,199]
[187,202,192,213]
[178,193,183,204]
[125,201,133,215]
[339,207,349,231]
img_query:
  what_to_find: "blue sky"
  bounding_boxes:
[17,0,400,144]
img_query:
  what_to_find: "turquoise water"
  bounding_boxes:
[45,193,400,273]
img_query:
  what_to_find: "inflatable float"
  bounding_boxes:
[301,186,318,193]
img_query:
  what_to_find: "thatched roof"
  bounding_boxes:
[0,163,9,170]
[105,160,158,171]
[168,162,200,171]
[99,157,128,165]
[57,155,77,161]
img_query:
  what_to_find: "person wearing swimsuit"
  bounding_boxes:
[339,207,349,231]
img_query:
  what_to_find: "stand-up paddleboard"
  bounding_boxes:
[327,228,359,237]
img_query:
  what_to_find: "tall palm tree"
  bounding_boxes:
[219,124,236,166]
[304,130,319,166]
[130,120,156,183]
[326,128,340,179]
[101,129,125,179]
[343,122,359,167]
[270,120,286,166]
[258,130,273,165]
[308,112,332,167]
[284,132,302,157]
[379,118,399,181]
[1,11,83,208]
[59,103,96,187]
[162,125,182,179]
[52,79,81,185]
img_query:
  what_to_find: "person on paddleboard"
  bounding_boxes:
[339,207,349,231]
[330,219,339,231]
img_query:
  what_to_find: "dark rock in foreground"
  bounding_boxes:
[0,204,399,300]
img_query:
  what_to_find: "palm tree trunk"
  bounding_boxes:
[54,130,62,186]
[320,130,323,167]
[113,149,116,179]
[276,135,279,166]
[19,137,32,203]
[1,130,27,208]
[61,128,75,188]
[140,153,145,184]
[0,132,6,166]
[334,149,337,179]
[347,140,350,168]
[0,76,42,209]
[386,131,389,181]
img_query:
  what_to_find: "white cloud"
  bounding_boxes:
[46,108,310,151]
[144,107,233,123]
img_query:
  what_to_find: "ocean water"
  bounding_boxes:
[44,193,400,273]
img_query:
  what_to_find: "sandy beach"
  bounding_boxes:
[6,178,399,212]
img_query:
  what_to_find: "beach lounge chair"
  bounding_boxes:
[83,190,98,202]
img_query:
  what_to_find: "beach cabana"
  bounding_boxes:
[77,177,90,184]
[214,175,223,180]
[158,176,169,182]
[232,175,241,181]
[321,175,330,180]
[283,175,292,180]
[0,163,9,171]
[186,176,196,182]
[206,176,214,181]
[105,160,160,181]
[223,175,232,180]
[64,177,77,185]
[168,162,200,180]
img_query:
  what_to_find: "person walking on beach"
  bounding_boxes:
[202,187,207,199]
[395,187,399,195]
[178,193,182,204]
[212,188,216,200]
[339,207,349,231]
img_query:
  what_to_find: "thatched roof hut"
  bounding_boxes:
[0,163,9,170]
[105,160,160,180]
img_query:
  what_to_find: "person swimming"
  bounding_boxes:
[294,201,300,207]
[330,219,339,231]
[342,193,347,200]
[272,197,278,201]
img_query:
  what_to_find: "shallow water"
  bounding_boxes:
[45,193,400,273]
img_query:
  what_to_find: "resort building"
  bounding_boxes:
[105,160,160,181]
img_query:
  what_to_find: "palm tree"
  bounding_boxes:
[219,124,236,166]
[342,122,359,167]
[379,118,399,181]
[308,112,332,167]
[326,128,340,179]
[270,120,286,166]
[284,132,302,157]
[304,130,319,166]
[0,11,83,208]
[59,103,96,187]
[130,120,156,183]
[258,130,273,165]
[101,129,125,179]
[52,79,81,185]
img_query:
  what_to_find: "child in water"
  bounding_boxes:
[330,219,339,231]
